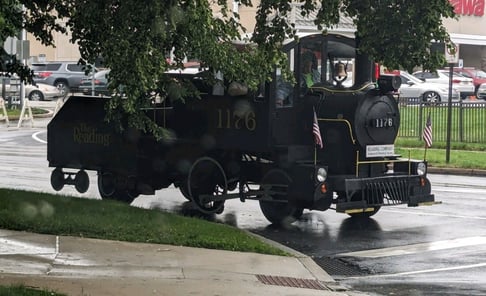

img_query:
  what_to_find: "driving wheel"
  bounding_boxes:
[97,171,137,203]
[258,169,303,225]
[187,157,227,214]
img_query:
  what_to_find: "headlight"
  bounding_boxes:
[416,162,426,176]
[316,167,327,182]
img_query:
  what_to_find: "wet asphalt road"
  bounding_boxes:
[1,123,486,296]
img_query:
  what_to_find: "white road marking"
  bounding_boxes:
[383,208,486,220]
[346,262,486,279]
[32,131,47,144]
[338,236,486,258]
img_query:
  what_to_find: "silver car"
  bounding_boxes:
[477,83,486,100]
[398,71,460,103]
[1,77,63,101]
[412,69,475,99]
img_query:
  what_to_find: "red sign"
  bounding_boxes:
[450,0,485,16]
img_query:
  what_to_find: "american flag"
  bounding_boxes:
[423,113,432,148]
[313,108,323,149]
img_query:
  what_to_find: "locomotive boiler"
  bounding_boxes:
[47,33,435,224]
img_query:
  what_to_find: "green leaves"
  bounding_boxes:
[348,0,456,72]
[255,0,456,73]
[1,0,458,138]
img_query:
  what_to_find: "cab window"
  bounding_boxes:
[275,48,295,108]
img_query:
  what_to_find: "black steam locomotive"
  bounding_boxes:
[47,33,435,224]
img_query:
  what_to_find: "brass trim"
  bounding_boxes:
[355,150,421,177]
[357,159,404,165]
[319,118,356,144]
[408,150,411,175]
[345,207,375,214]
[311,83,374,94]
[418,201,442,206]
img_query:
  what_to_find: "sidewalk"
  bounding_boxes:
[0,229,366,296]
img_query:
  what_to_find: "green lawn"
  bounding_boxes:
[397,102,486,168]
[0,285,66,296]
[395,138,486,169]
[396,147,486,169]
[399,103,486,143]
[0,188,288,256]
[5,106,48,117]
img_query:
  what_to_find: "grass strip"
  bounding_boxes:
[0,285,66,296]
[6,107,48,116]
[396,138,486,170]
[0,188,287,256]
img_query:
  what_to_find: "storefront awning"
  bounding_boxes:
[451,33,486,46]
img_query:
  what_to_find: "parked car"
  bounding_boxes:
[1,76,63,101]
[477,83,486,100]
[453,67,486,96]
[398,71,460,103]
[31,61,96,95]
[412,69,475,99]
[79,69,110,96]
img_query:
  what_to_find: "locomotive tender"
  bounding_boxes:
[47,33,435,224]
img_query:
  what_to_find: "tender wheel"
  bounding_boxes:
[187,157,226,214]
[50,168,65,191]
[74,170,89,193]
[258,169,303,225]
[98,172,116,197]
[28,90,44,101]
[422,91,441,104]
[97,172,136,203]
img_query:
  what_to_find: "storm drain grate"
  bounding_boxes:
[314,257,368,277]
[256,274,327,290]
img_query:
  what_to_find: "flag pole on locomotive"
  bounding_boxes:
[422,112,433,160]
[312,107,323,163]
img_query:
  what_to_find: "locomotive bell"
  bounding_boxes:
[335,62,347,78]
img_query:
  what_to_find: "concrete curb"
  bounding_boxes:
[0,230,355,296]
[428,166,486,177]
[245,231,349,292]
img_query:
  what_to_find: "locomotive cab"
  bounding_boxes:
[269,33,368,148]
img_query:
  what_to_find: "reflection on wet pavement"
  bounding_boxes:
[0,230,58,274]
[0,236,57,255]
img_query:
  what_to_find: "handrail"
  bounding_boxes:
[355,150,413,177]
[311,82,374,94]
[319,118,356,144]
